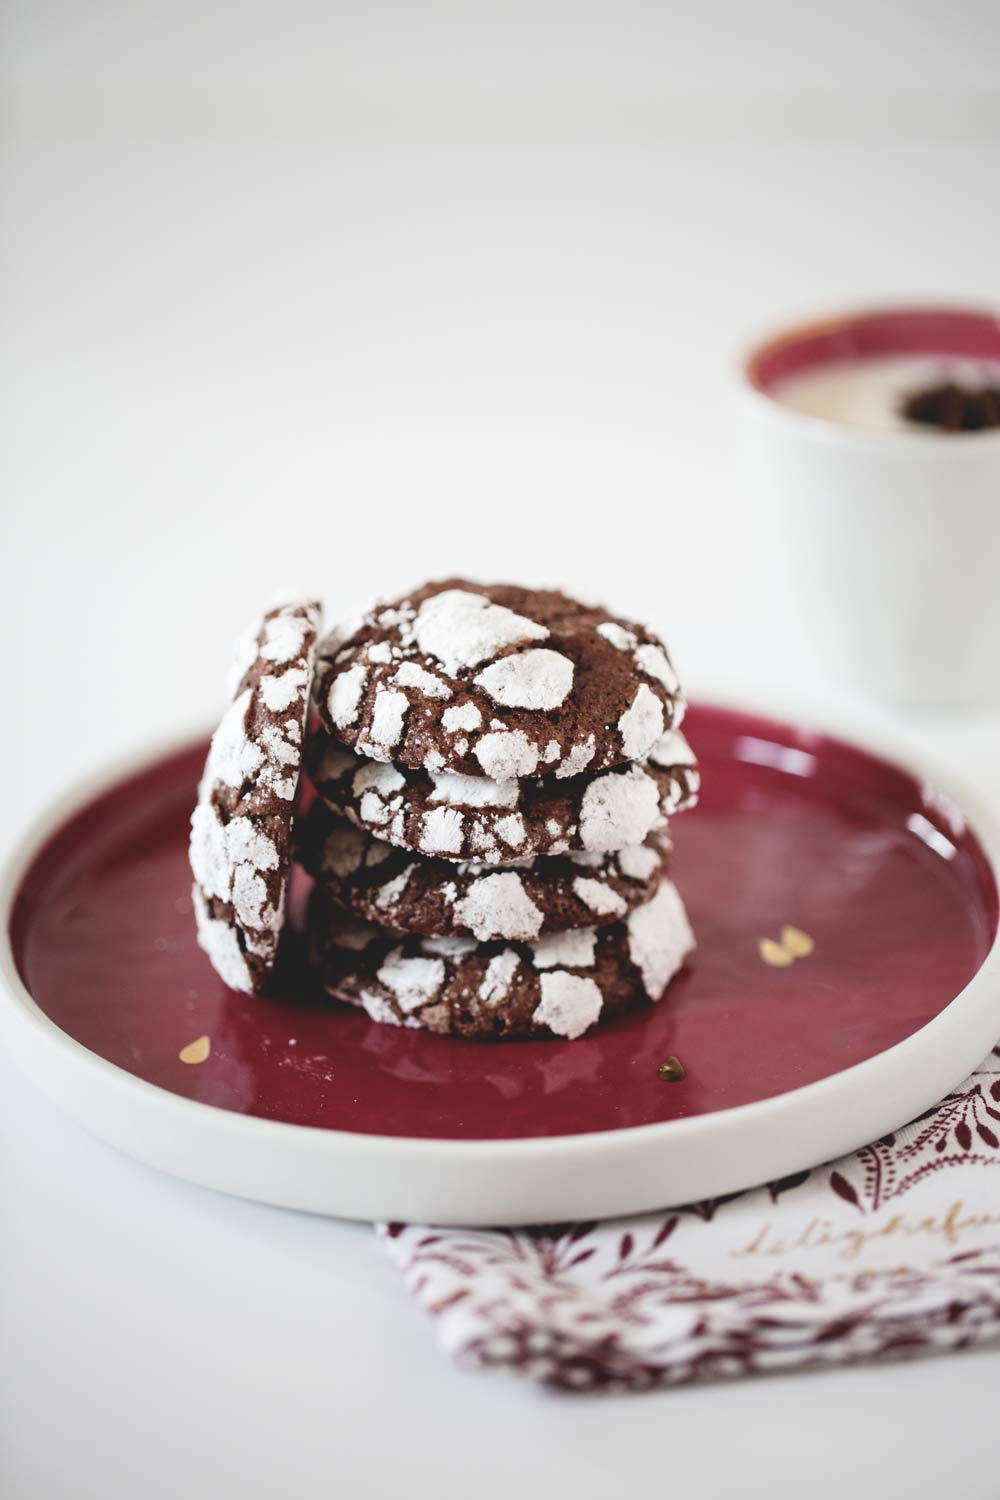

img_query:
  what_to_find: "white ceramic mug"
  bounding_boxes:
[743,306,1000,712]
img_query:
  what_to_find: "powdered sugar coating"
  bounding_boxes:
[650,729,697,767]
[191,810,279,918]
[422,935,477,957]
[635,643,679,693]
[479,950,521,1005]
[260,609,313,664]
[189,598,322,994]
[190,814,272,921]
[374,867,413,910]
[442,702,483,733]
[473,649,574,710]
[533,973,603,1039]
[313,580,684,780]
[597,621,637,651]
[192,886,256,993]
[532,928,597,969]
[377,949,446,1012]
[200,690,264,792]
[260,666,310,714]
[626,879,695,999]
[474,730,540,780]
[359,790,390,826]
[494,813,527,848]
[572,877,627,918]
[420,806,465,855]
[414,588,549,673]
[618,683,665,762]
[358,990,420,1029]
[453,872,545,941]
[568,849,604,869]
[329,663,368,729]
[353,761,406,799]
[616,843,661,882]
[662,775,699,815]
[579,765,664,852]
[429,771,519,809]
[361,688,409,758]
[311,878,694,1040]
[554,737,595,779]
[394,661,452,698]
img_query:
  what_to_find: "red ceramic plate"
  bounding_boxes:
[3,704,999,1225]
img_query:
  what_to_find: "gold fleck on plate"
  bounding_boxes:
[759,928,815,967]
[759,937,794,967]
[179,1035,211,1065]
[782,925,815,957]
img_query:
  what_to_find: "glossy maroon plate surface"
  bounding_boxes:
[9,705,998,1142]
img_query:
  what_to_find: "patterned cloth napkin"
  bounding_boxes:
[380,1047,1000,1391]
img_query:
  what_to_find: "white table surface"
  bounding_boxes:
[4,4,1000,1493]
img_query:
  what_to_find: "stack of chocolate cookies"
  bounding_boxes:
[299,580,699,1040]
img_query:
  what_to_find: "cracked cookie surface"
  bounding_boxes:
[313,580,685,779]
[309,879,695,1040]
[299,805,672,941]
[306,728,699,865]
[189,599,322,993]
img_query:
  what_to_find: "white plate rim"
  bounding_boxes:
[2,697,999,1226]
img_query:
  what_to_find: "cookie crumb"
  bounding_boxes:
[657,1055,685,1082]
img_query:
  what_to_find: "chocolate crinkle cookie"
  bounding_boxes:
[309,879,695,1040]
[312,580,685,781]
[189,598,322,993]
[298,803,672,942]
[306,728,699,865]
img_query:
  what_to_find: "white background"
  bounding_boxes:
[3,3,1000,1495]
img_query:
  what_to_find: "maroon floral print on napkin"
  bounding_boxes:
[379,1049,1000,1391]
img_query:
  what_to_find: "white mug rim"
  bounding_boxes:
[740,299,1000,453]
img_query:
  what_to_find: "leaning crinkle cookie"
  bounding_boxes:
[189,599,322,993]
[312,579,685,778]
[308,880,695,1040]
[305,729,699,865]
[298,804,672,941]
